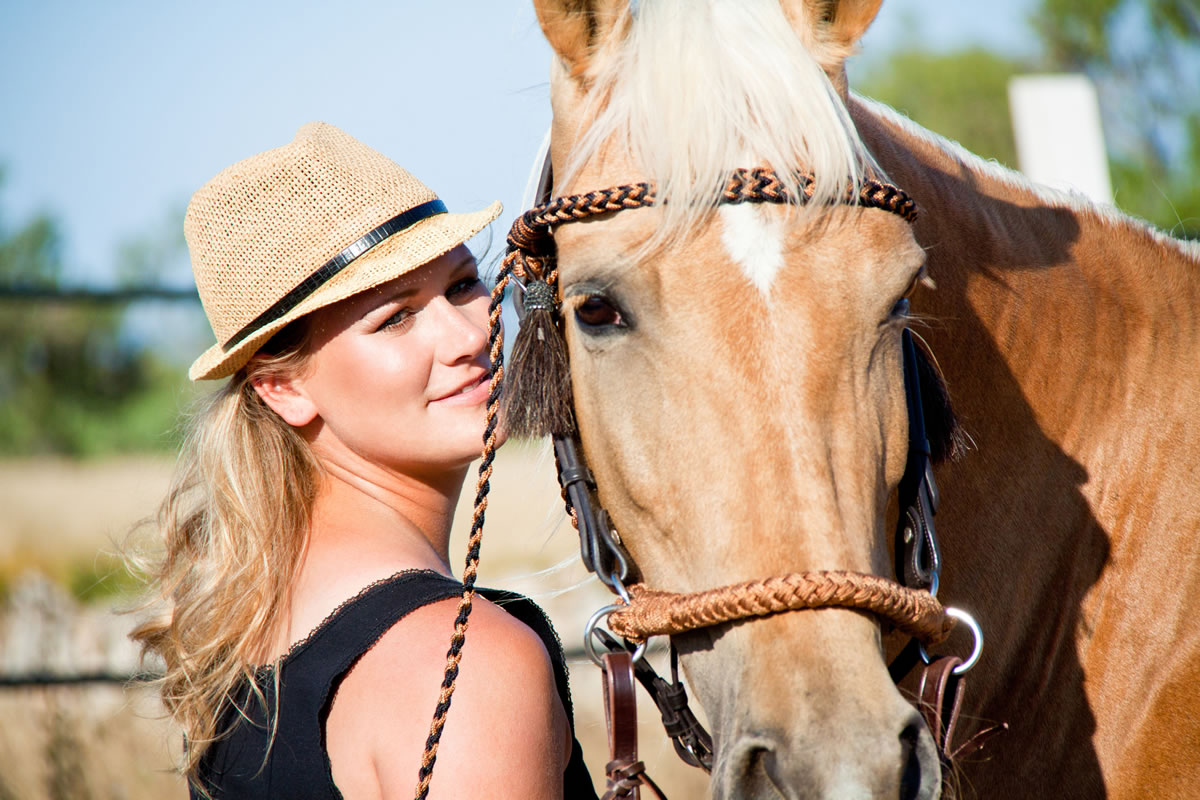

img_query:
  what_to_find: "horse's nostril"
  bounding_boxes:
[898,722,925,800]
[717,737,788,799]
[742,742,781,796]
[746,742,772,776]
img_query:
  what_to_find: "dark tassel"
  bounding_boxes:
[502,280,576,438]
[910,335,968,464]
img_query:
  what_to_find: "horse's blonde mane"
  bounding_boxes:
[854,94,1200,261]
[564,0,878,248]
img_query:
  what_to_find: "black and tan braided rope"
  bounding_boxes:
[412,259,513,800]
[412,167,917,798]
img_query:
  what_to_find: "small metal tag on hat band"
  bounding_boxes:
[222,198,447,351]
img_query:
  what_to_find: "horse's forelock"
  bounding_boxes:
[563,0,879,251]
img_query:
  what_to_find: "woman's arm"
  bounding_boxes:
[326,595,572,800]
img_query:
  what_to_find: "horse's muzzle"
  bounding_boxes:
[712,710,942,800]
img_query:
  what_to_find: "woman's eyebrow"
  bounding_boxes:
[358,285,421,320]
[451,253,479,272]
[358,255,479,319]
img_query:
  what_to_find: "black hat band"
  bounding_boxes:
[223,198,447,351]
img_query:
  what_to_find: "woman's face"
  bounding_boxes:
[288,245,496,475]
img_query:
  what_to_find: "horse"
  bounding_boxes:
[514,1,1200,797]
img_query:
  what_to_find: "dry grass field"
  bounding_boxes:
[0,446,710,798]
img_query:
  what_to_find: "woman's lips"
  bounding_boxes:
[432,372,490,406]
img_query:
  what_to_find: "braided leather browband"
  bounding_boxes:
[505,168,917,280]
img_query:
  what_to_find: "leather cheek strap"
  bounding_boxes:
[919,656,965,758]
[919,656,1007,763]
[604,651,639,769]
[601,652,668,800]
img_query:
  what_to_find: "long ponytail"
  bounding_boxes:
[129,329,318,782]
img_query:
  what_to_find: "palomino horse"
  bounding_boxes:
[519,0,1200,797]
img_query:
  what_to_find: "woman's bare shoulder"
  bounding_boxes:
[325,593,570,800]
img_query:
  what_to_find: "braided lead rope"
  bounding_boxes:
[607,571,954,645]
[413,262,513,800]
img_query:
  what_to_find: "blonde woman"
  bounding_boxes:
[132,123,596,799]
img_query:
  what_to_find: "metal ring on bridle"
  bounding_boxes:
[584,603,648,667]
[920,606,983,675]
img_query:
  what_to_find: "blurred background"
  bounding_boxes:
[1,1,1196,797]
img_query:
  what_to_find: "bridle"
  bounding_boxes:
[413,164,993,799]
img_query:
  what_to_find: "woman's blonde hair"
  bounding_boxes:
[129,323,319,783]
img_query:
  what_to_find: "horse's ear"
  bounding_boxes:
[781,0,884,92]
[533,0,629,81]
[823,0,885,47]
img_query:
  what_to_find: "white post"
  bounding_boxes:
[1008,74,1114,205]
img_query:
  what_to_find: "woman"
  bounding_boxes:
[131,122,595,799]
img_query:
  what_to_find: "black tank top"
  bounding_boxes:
[191,570,597,799]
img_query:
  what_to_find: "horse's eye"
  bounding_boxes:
[575,295,625,329]
[904,264,927,298]
[889,265,927,319]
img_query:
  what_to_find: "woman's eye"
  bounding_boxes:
[574,295,624,329]
[379,309,414,332]
[448,276,482,299]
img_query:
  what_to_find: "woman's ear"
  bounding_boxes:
[250,368,319,428]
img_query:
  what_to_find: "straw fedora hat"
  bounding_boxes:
[186,121,501,380]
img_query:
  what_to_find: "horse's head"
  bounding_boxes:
[530,1,950,797]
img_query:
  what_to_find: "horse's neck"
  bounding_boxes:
[852,98,1200,723]
[853,97,1200,528]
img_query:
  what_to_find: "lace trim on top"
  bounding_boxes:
[255,568,457,676]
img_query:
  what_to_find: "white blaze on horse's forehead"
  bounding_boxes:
[719,204,785,295]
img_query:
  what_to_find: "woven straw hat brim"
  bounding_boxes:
[188,201,501,381]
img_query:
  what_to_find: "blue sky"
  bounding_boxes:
[0,0,1037,289]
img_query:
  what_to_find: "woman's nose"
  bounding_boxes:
[429,297,489,364]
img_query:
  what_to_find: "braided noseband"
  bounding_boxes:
[609,570,953,644]
[414,167,942,798]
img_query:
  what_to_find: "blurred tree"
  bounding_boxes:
[0,172,193,456]
[854,3,1200,239]
[855,2,1198,238]
[1031,0,1200,237]
[854,47,1028,168]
